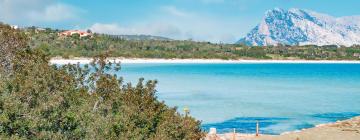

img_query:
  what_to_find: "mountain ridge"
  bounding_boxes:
[238,8,360,46]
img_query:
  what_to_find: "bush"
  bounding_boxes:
[0,24,204,139]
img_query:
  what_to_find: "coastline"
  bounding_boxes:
[50,57,360,139]
[50,57,360,64]
[206,116,360,140]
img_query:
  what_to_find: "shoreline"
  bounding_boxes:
[50,57,360,64]
[49,57,360,139]
[207,116,360,140]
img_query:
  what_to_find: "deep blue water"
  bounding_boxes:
[107,63,360,134]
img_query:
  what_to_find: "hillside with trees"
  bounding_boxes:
[20,26,360,60]
[0,23,204,139]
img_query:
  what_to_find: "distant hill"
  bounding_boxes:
[104,34,172,41]
[238,8,360,47]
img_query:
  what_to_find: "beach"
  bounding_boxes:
[50,57,360,64]
[206,116,360,140]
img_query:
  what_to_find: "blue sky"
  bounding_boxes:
[0,0,359,43]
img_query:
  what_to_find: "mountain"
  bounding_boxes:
[105,34,172,41]
[238,8,360,46]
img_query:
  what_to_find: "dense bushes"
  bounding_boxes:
[0,23,204,139]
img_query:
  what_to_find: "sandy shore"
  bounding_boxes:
[50,57,360,64]
[206,116,360,140]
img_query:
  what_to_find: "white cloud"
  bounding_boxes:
[90,23,123,35]
[89,19,241,43]
[86,4,234,43]
[162,6,191,17]
[0,0,81,25]
[161,5,242,43]
[27,3,78,22]
[88,5,241,43]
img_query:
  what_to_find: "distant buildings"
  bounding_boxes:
[58,30,92,38]
[35,28,46,33]
[10,25,19,29]
[353,53,360,58]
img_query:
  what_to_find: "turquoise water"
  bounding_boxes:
[114,63,360,134]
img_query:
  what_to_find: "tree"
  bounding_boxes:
[0,23,204,139]
[71,33,80,40]
[0,23,28,73]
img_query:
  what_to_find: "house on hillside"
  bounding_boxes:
[353,53,360,58]
[35,28,46,33]
[59,30,92,38]
[11,25,19,29]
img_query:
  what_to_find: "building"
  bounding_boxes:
[353,53,360,58]
[10,25,19,29]
[59,30,92,38]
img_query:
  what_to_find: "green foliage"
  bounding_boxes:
[234,46,271,59]
[71,33,80,40]
[22,27,360,60]
[0,23,204,139]
[0,24,28,73]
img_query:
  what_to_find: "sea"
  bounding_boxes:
[108,63,360,134]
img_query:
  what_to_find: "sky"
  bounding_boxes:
[0,0,359,43]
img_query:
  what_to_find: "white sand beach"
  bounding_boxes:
[50,57,360,64]
[205,116,360,140]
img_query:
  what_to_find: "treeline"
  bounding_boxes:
[0,24,204,139]
[24,26,360,60]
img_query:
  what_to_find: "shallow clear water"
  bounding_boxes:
[114,63,360,134]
